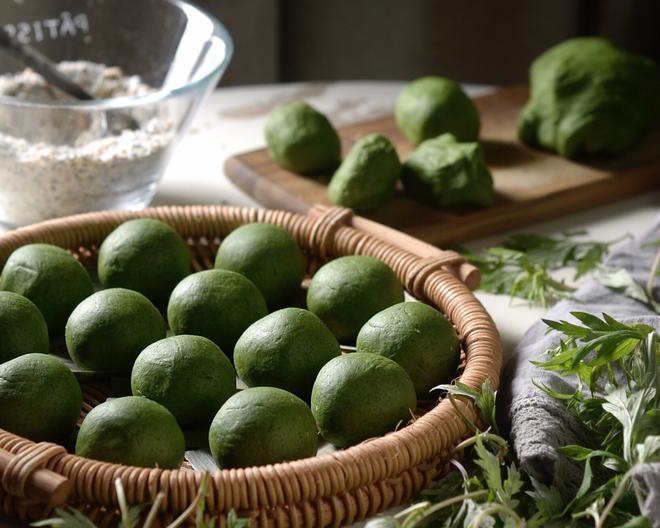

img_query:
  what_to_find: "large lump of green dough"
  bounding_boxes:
[519,37,660,158]
[401,134,493,208]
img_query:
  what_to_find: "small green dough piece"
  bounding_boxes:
[402,133,493,208]
[395,76,480,145]
[97,219,191,305]
[65,288,166,373]
[131,335,236,428]
[0,291,49,364]
[0,244,94,335]
[519,37,660,158]
[306,256,404,344]
[75,396,185,469]
[215,223,306,309]
[265,101,341,174]
[167,269,268,357]
[356,302,460,398]
[209,387,318,468]
[0,353,81,442]
[234,307,340,400]
[328,133,401,212]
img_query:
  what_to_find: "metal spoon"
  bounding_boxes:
[0,27,139,131]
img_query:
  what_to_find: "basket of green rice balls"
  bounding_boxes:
[0,204,500,527]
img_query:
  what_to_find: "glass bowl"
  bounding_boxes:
[0,0,232,227]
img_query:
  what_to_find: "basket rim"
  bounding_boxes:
[0,204,502,523]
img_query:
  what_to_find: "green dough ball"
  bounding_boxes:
[328,133,402,212]
[395,76,480,145]
[209,386,318,468]
[215,223,306,308]
[234,308,340,400]
[97,219,191,305]
[402,133,493,208]
[519,37,660,158]
[311,353,416,448]
[265,101,341,174]
[167,270,268,357]
[356,302,460,398]
[66,288,166,373]
[0,244,94,335]
[75,396,185,469]
[131,335,236,428]
[0,353,81,442]
[306,256,404,344]
[0,291,49,364]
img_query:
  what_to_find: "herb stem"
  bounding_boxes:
[596,468,634,528]
[143,492,166,528]
[647,249,660,298]
[412,490,488,526]
[165,474,209,528]
[467,503,525,528]
[452,433,509,457]
[393,501,431,521]
[447,394,480,435]
[115,479,131,528]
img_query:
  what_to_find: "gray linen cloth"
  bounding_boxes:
[498,215,660,524]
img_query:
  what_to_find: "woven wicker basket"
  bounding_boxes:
[0,204,501,527]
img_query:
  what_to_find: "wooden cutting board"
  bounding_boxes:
[224,85,660,246]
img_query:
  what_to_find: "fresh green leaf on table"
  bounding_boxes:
[464,246,575,307]
[598,268,660,314]
[462,231,628,307]
[504,231,629,279]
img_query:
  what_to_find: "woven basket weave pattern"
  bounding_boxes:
[0,205,501,527]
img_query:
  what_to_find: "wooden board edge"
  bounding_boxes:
[224,157,311,214]
[408,171,660,246]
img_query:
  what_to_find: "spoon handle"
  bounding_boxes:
[0,27,94,101]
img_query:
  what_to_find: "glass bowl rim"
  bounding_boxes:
[0,0,234,110]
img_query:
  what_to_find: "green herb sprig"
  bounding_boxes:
[32,474,249,528]
[368,312,659,528]
[597,245,660,314]
[462,232,628,307]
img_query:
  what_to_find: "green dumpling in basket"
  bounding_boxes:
[356,301,461,398]
[76,396,185,469]
[311,353,417,448]
[215,223,306,309]
[306,255,404,343]
[97,218,191,305]
[208,387,318,468]
[0,244,94,335]
[0,353,81,442]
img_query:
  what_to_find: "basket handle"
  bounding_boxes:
[307,205,480,290]
[351,215,480,289]
[0,445,71,507]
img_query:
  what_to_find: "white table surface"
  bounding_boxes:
[0,82,658,527]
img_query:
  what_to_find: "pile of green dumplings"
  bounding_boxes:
[264,37,660,214]
[265,76,493,213]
